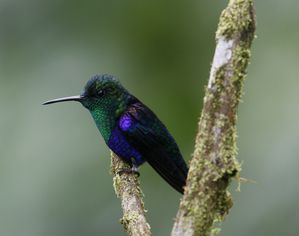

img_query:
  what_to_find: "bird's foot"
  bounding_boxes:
[117,166,140,177]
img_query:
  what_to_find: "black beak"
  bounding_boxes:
[43,95,84,105]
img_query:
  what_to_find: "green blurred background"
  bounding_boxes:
[0,0,298,235]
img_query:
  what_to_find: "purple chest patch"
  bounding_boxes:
[119,114,133,131]
[108,128,144,166]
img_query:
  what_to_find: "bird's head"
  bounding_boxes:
[43,74,129,112]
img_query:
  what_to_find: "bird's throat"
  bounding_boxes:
[90,107,117,143]
[88,94,130,143]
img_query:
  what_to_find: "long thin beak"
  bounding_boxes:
[43,95,84,105]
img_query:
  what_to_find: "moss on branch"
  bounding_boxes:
[172,0,256,235]
[111,152,151,236]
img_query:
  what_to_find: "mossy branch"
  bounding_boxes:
[172,1,256,236]
[110,152,152,236]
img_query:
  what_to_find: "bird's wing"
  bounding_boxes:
[119,102,188,194]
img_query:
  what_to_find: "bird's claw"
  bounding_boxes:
[117,168,140,177]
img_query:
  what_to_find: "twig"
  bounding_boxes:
[110,152,152,236]
[172,0,256,236]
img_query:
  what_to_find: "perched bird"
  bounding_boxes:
[43,74,188,193]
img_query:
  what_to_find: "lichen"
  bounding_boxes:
[172,1,255,235]
[216,0,255,40]
[121,212,140,230]
[110,152,151,236]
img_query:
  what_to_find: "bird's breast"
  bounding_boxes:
[107,128,144,166]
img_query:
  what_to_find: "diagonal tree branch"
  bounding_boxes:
[110,152,152,236]
[172,0,256,236]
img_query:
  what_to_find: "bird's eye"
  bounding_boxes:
[97,89,105,97]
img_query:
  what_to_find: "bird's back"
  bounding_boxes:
[118,98,188,193]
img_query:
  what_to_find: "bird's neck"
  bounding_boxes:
[89,96,130,143]
[90,108,116,142]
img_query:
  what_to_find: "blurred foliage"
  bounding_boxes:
[0,0,298,235]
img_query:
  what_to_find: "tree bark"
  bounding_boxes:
[172,0,256,235]
[111,152,152,236]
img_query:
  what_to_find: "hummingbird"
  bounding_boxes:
[43,74,188,194]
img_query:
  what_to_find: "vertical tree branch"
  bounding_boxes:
[172,1,256,236]
[110,152,152,236]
